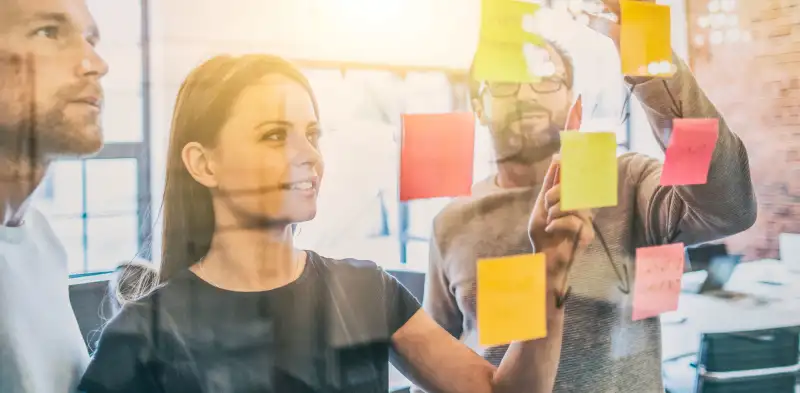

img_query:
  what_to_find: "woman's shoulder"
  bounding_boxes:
[307,250,387,282]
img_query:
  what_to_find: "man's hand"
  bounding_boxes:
[529,156,594,285]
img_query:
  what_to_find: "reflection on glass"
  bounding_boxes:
[101,91,143,142]
[85,159,138,215]
[35,160,84,219]
[87,215,139,272]
[50,218,86,274]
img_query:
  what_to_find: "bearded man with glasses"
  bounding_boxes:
[416,29,757,393]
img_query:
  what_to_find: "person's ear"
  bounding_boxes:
[181,142,218,189]
[472,97,490,126]
[565,94,582,131]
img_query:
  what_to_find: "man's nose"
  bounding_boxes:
[76,41,108,79]
[516,83,539,101]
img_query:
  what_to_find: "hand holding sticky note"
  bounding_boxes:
[620,1,674,76]
[478,253,547,346]
[399,113,475,202]
[560,131,618,210]
[660,118,719,186]
[632,243,685,321]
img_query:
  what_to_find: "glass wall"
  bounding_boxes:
[34,0,150,275]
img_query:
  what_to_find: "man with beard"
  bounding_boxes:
[419,16,756,393]
[0,0,107,391]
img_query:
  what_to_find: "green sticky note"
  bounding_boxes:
[560,132,618,210]
[472,40,541,83]
[480,0,543,45]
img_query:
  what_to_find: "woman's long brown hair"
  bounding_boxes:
[158,54,319,283]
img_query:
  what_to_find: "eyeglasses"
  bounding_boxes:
[484,75,569,98]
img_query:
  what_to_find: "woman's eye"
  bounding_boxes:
[261,129,287,142]
[307,129,322,143]
[32,26,60,40]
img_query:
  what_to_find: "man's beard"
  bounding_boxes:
[0,96,102,159]
[492,104,564,164]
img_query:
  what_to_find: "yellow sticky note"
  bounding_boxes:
[560,132,618,210]
[473,40,541,83]
[620,1,673,77]
[477,253,547,346]
[480,0,543,45]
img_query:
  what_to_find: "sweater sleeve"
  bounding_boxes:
[625,53,757,247]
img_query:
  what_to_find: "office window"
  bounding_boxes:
[34,0,150,275]
[294,66,471,270]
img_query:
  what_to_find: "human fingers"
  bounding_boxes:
[544,184,561,212]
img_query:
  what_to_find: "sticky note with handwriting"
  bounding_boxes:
[620,1,673,77]
[560,131,618,210]
[660,118,719,186]
[399,113,475,201]
[632,243,685,321]
[480,0,543,45]
[478,253,547,346]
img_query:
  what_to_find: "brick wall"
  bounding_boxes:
[687,0,800,259]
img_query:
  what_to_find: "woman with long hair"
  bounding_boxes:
[78,54,593,393]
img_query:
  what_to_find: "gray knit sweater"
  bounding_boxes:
[419,55,757,392]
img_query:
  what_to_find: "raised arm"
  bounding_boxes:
[627,54,757,246]
[392,158,592,393]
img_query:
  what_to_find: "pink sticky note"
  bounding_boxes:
[400,113,475,201]
[632,243,685,321]
[660,119,719,186]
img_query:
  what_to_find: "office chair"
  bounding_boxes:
[665,327,800,393]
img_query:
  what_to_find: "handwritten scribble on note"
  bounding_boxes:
[632,243,685,321]
[660,118,719,186]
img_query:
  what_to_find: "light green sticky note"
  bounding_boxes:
[481,0,543,45]
[472,40,541,83]
[560,132,618,210]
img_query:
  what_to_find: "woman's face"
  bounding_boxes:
[185,73,324,227]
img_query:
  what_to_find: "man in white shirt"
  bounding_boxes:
[0,0,107,391]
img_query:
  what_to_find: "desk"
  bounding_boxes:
[661,259,800,361]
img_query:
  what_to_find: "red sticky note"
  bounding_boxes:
[632,243,685,321]
[660,118,719,186]
[399,113,475,201]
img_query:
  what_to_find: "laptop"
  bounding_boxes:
[779,233,800,272]
[699,255,742,294]
[686,243,728,273]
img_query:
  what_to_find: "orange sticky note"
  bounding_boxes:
[620,1,673,76]
[399,113,475,201]
[632,243,685,321]
[660,119,719,186]
[478,253,547,346]
[480,0,543,45]
[560,131,618,210]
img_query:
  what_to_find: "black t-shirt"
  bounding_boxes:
[79,251,420,393]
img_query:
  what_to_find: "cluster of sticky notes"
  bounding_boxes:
[477,253,547,346]
[560,131,618,210]
[399,113,475,202]
[660,118,720,186]
[473,0,544,83]
[620,1,674,77]
[632,243,685,321]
